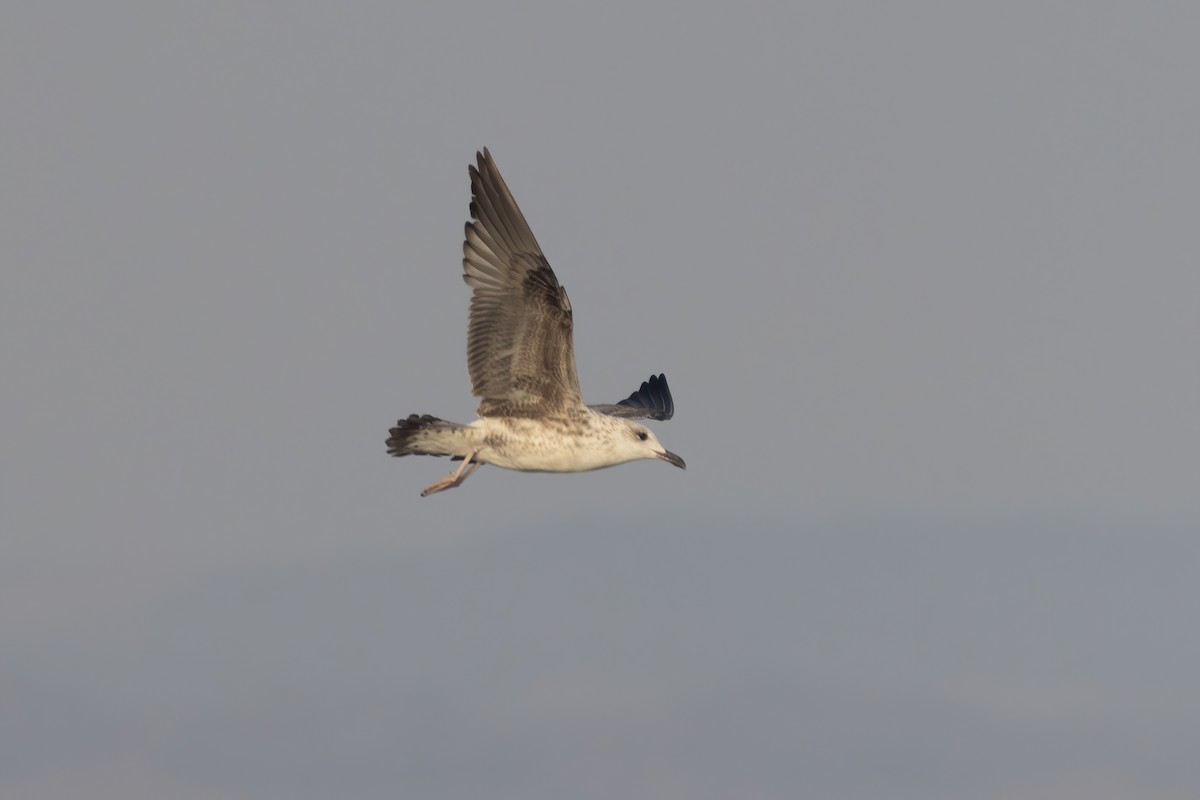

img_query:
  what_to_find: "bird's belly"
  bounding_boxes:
[482,446,618,473]
[474,434,617,473]
[470,417,629,473]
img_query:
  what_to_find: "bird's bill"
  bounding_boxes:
[657,450,686,470]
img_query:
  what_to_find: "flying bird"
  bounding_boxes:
[386,149,685,496]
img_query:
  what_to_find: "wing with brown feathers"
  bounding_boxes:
[461,149,583,417]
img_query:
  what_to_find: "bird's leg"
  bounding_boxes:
[420,451,481,497]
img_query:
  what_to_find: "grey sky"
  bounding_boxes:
[3,2,1199,799]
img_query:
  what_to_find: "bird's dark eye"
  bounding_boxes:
[637,432,648,441]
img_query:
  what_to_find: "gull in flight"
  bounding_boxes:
[386,149,685,496]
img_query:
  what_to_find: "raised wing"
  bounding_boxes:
[461,149,583,417]
[589,373,675,421]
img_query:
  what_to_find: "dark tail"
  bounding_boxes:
[386,414,463,457]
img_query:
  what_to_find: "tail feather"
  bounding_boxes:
[386,414,467,457]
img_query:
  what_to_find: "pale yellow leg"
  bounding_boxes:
[420,451,481,497]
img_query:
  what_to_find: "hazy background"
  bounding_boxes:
[3,3,1199,798]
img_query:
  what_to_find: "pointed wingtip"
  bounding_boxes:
[614,372,674,421]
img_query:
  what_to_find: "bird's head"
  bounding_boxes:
[616,420,686,470]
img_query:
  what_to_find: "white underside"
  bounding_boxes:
[465,413,643,473]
